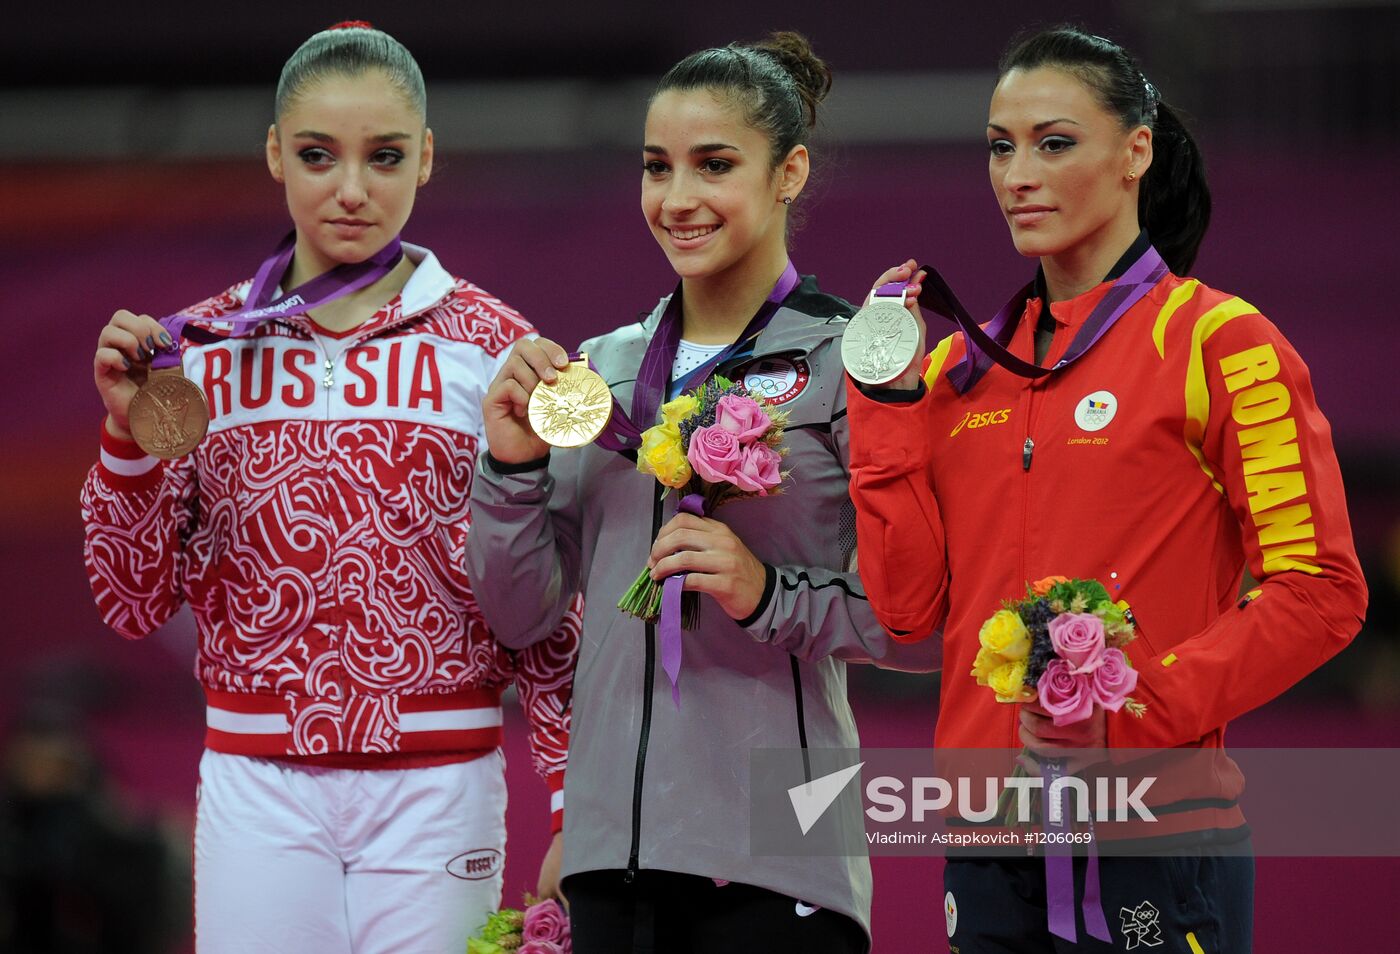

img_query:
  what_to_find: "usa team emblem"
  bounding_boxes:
[740,356,810,406]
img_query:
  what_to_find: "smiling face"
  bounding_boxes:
[987,66,1150,271]
[266,69,432,278]
[641,88,805,284]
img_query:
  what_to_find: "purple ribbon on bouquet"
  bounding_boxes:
[591,261,800,452]
[874,245,1167,393]
[1042,757,1111,944]
[149,231,404,370]
[658,492,706,708]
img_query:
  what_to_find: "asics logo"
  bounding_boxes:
[950,408,1011,436]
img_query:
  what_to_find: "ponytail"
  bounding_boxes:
[1139,101,1210,273]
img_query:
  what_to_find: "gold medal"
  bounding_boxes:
[841,297,921,386]
[527,353,613,448]
[128,367,210,460]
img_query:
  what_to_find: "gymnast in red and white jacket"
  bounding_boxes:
[81,243,580,834]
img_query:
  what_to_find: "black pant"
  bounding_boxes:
[943,847,1254,953]
[565,869,870,954]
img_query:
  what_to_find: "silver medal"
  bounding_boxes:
[842,297,921,385]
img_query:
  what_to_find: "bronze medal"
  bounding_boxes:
[128,367,209,460]
[841,298,921,386]
[527,353,613,448]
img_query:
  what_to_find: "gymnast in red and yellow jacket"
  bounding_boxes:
[845,59,1366,851]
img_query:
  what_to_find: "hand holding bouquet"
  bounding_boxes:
[618,375,789,708]
[618,376,789,624]
[972,576,1142,945]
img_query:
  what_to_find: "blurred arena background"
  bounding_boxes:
[3,0,1397,950]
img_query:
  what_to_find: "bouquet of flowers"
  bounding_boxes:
[617,374,789,624]
[973,575,1145,721]
[467,896,570,954]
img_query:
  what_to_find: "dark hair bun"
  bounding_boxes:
[752,31,832,127]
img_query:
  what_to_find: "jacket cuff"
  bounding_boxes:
[734,564,777,629]
[546,769,565,835]
[856,380,927,403]
[98,420,164,491]
[485,450,551,475]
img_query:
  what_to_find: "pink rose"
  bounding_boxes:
[1089,647,1139,711]
[732,442,783,494]
[1048,612,1107,674]
[687,425,743,486]
[1037,658,1095,726]
[523,899,568,944]
[518,942,565,954]
[715,394,772,441]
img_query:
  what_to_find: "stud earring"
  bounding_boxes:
[781,196,793,205]
[1126,170,1137,181]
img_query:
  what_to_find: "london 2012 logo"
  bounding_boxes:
[1119,900,1164,948]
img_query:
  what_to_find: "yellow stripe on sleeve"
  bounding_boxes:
[922,333,957,390]
[1183,297,1261,494]
[1152,279,1202,359]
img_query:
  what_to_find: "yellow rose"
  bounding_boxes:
[971,645,1004,685]
[978,609,1030,661]
[637,423,692,488]
[660,394,699,426]
[987,659,1031,703]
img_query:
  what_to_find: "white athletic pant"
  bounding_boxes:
[194,749,507,953]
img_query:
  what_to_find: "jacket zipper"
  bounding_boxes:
[625,485,666,882]
[790,657,812,784]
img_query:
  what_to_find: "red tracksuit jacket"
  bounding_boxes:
[847,262,1366,842]
[81,246,580,829]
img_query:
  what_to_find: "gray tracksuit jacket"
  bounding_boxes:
[466,276,936,940]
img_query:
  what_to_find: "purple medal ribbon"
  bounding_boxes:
[591,261,800,452]
[874,245,1167,393]
[1041,757,1111,943]
[150,231,405,370]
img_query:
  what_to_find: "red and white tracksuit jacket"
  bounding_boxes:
[847,266,1366,844]
[81,245,578,830]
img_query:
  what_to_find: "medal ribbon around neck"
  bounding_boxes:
[149,231,405,370]
[878,245,1166,393]
[589,261,800,452]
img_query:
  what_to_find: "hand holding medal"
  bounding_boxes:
[484,336,613,462]
[842,259,928,388]
[93,308,205,457]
